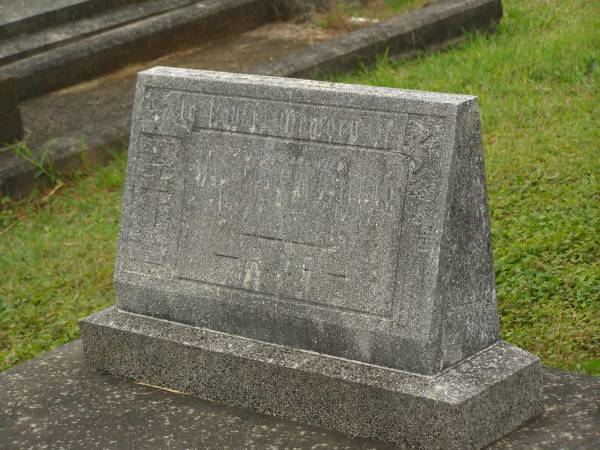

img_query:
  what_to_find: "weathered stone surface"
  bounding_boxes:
[0,0,101,38]
[0,0,196,66]
[0,75,23,145]
[1,0,276,99]
[114,67,499,375]
[81,307,543,450]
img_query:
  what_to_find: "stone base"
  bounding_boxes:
[80,307,543,450]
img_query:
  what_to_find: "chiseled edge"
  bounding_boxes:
[140,66,476,106]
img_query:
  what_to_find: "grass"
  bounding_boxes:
[0,154,126,370]
[1,0,599,374]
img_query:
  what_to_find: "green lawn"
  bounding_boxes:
[1,0,599,374]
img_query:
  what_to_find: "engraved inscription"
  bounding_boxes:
[174,130,410,317]
[141,88,412,155]
[403,114,443,172]
[199,95,406,152]
[131,87,446,317]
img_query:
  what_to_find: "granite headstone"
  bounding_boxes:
[81,67,543,449]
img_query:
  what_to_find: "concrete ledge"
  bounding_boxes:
[81,307,543,449]
[0,0,149,40]
[0,0,199,66]
[2,0,276,100]
[254,0,503,78]
[0,76,23,146]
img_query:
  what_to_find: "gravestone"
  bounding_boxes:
[81,67,543,449]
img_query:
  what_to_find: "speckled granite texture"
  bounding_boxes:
[80,307,543,449]
[1,340,598,450]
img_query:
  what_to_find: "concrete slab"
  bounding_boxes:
[0,0,147,38]
[0,0,198,65]
[0,0,91,29]
[0,340,598,449]
[2,0,276,99]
